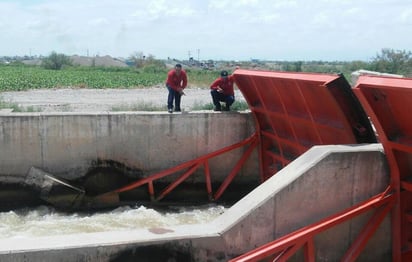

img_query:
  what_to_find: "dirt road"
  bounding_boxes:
[0,87,246,112]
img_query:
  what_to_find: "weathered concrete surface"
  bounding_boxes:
[0,111,259,208]
[0,144,391,261]
[0,111,257,182]
[217,143,390,261]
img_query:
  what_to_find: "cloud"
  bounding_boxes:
[0,0,411,61]
[88,18,109,27]
[400,8,412,24]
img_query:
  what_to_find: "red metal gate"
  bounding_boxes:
[353,76,412,261]
[233,69,376,180]
[230,73,412,261]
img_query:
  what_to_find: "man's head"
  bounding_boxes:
[175,64,182,75]
[221,70,228,78]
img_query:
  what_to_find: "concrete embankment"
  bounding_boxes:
[0,111,258,209]
[0,144,390,261]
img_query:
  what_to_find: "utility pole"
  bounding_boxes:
[197,49,200,62]
[188,50,191,61]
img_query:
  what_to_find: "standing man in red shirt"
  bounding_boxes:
[210,70,235,111]
[165,64,188,113]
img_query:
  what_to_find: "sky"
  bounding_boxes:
[0,0,411,61]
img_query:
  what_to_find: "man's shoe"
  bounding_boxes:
[168,108,173,113]
[174,108,181,112]
[224,106,230,111]
[214,106,221,111]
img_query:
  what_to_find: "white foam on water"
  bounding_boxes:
[0,204,226,239]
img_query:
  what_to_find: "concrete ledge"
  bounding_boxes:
[0,144,391,261]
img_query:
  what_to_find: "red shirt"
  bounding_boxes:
[166,69,188,91]
[210,75,235,96]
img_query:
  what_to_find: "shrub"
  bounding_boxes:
[42,51,72,70]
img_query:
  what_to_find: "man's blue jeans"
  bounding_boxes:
[167,84,182,110]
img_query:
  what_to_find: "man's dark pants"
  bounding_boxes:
[211,90,234,110]
[167,85,182,111]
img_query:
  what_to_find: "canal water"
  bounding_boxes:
[0,204,226,239]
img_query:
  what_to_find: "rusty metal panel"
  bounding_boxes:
[233,69,376,180]
[353,75,412,260]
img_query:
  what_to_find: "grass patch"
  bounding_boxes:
[191,101,214,110]
[21,106,42,112]
[111,102,165,111]
[231,101,250,111]
[111,100,250,112]
[185,100,250,111]
[0,97,34,112]
[0,99,42,112]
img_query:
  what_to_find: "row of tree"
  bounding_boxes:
[370,48,412,76]
[40,49,412,78]
[282,48,412,77]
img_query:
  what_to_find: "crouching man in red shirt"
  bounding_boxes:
[165,63,188,113]
[210,70,235,111]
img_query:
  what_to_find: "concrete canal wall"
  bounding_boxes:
[0,111,258,208]
[0,144,390,261]
[0,111,256,180]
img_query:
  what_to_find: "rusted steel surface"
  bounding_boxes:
[233,70,376,180]
[353,76,412,261]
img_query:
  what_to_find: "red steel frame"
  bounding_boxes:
[104,70,401,261]
[231,74,412,261]
[106,133,258,202]
[353,76,412,261]
[230,187,395,262]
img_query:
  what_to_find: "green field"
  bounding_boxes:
[0,65,219,91]
[2,49,410,92]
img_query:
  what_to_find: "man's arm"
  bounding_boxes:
[181,71,188,89]
[210,78,221,89]
[210,78,224,93]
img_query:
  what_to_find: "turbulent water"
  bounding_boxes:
[0,204,226,239]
